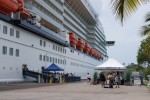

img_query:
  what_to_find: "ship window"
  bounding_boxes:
[60,59,62,64]
[10,28,14,36]
[10,67,12,70]
[60,48,62,52]
[2,46,7,55]
[40,40,42,46]
[58,59,60,64]
[64,60,66,65]
[16,49,19,57]
[65,49,66,54]
[53,45,55,50]
[59,59,61,64]
[39,55,42,61]
[43,55,46,61]
[55,46,57,51]
[47,56,49,62]
[70,50,74,53]
[16,68,18,70]
[63,60,64,65]
[58,47,60,51]
[9,47,13,56]
[53,58,55,63]
[43,41,46,47]
[63,48,64,53]
[50,57,52,62]
[55,58,57,63]
[3,25,7,34]
[16,30,20,38]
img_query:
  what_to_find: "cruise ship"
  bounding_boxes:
[0,0,107,82]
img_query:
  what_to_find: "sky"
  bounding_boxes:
[89,0,150,65]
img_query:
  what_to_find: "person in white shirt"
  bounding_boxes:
[87,73,91,85]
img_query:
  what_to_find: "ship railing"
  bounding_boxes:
[64,2,89,27]
[41,26,66,40]
[81,0,97,20]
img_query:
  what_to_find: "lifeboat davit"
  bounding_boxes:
[69,32,77,48]
[76,38,84,51]
[83,42,90,53]
[17,0,30,19]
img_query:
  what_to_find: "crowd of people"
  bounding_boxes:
[87,71,125,88]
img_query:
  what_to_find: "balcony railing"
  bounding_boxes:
[41,26,66,41]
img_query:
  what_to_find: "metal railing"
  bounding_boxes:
[41,26,66,40]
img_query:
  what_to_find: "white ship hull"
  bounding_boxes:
[0,0,107,82]
[0,20,102,82]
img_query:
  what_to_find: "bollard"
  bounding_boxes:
[50,77,53,85]
[38,75,40,83]
[62,76,65,83]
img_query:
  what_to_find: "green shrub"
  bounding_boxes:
[126,70,131,82]
[93,72,98,83]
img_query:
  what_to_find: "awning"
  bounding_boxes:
[43,63,64,71]
[95,58,126,70]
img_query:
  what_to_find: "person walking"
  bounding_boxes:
[100,72,106,88]
[87,73,91,85]
[115,71,121,88]
[108,72,114,88]
[130,75,134,86]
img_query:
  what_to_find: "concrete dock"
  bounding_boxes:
[0,82,149,100]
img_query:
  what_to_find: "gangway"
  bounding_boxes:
[23,67,50,83]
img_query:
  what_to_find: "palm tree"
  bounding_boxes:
[140,13,150,36]
[111,0,150,23]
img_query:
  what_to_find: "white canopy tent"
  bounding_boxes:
[95,58,126,71]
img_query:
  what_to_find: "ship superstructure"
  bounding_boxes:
[0,0,107,82]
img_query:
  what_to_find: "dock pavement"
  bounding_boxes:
[0,82,149,100]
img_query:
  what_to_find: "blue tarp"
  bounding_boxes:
[43,63,64,71]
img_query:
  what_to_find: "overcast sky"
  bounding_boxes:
[89,0,150,65]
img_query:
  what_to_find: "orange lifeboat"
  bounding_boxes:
[95,51,98,58]
[0,0,30,19]
[76,38,84,51]
[93,49,96,57]
[89,48,94,56]
[0,0,18,15]
[98,53,102,59]
[89,48,92,55]
[97,52,99,58]
[83,42,90,53]
[69,32,77,48]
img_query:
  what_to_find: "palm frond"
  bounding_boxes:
[145,12,150,22]
[111,0,150,23]
[140,24,150,36]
